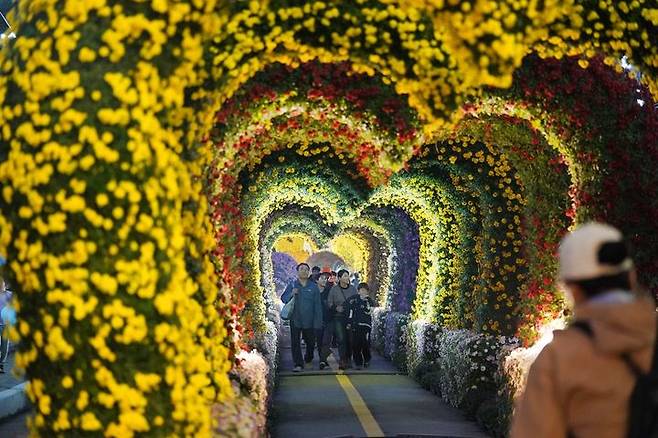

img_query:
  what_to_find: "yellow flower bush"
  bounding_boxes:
[0,0,231,435]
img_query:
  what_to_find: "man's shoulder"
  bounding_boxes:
[530,327,593,371]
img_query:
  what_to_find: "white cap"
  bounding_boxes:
[558,222,633,281]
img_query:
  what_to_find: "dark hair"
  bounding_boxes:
[357,282,370,291]
[598,241,629,265]
[572,272,632,297]
[311,265,321,272]
[296,263,310,271]
[337,269,350,279]
[330,271,337,276]
[570,240,633,297]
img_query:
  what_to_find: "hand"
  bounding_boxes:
[293,288,299,295]
[336,305,343,313]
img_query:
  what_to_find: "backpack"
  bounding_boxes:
[572,319,658,438]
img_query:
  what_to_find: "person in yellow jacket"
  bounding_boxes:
[511,222,657,438]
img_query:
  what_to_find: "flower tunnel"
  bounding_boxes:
[0,0,657,436]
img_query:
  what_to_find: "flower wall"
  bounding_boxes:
[0,0,656,435]
[271,252,299,299]
[373,309,521,437]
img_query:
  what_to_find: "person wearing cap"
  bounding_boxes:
[511,222,657,438]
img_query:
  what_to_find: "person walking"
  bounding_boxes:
[327,269,357,370]
[351,272,361,290]
[347,282,374,370]
[281,263,323,372]
[327,270,339,348]
[310,265,321,283]
[315,272,333,369]
[328,271,337,288]
[0,283,16,374]
[318,272,336,369]
[511,222,658,438]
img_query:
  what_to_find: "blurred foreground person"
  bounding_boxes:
[511,222,657,438]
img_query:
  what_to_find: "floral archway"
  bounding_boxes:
[0,0,656,435]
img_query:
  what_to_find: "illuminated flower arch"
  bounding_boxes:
[0,0,656,435]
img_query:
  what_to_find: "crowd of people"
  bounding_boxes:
[281,264,374,372]
[279,222,658,436]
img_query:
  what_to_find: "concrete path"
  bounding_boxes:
[0,349,29,428]
[0,329,489,438]
[0,410,29,437]
[272,325,489,437]
[0,352,23,390]
[0,350,29,436]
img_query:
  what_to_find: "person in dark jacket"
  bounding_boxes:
[346,282,374,370]
[281,263,323,372]
[327,269,357,369]
[316,272,334,369]
[310,265,321,283]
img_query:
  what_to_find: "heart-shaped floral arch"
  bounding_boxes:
[0,0,656,435]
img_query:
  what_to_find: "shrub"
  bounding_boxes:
[371,307,387,355]
[385,312,410,372]
[212,350,270,437]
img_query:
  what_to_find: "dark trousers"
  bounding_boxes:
[352,327,371,366]
[332,318,351,366]
[290,324,316,367]
[314,327,324,358]
[320,320,334,362]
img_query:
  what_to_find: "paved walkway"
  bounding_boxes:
[0,349,29,437]
[0,351,24,391]
[0,410,29,437]
[0,332,490,437]
[272,325,489,438]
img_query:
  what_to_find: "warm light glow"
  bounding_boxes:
[273,234,318,262]
[532,317,567,353]
[503,317,567,397]
[328,232,371,278]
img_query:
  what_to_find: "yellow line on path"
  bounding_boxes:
[327,353,384,437]
[336,374,384,437]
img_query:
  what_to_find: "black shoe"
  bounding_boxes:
[319,362,328,370]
